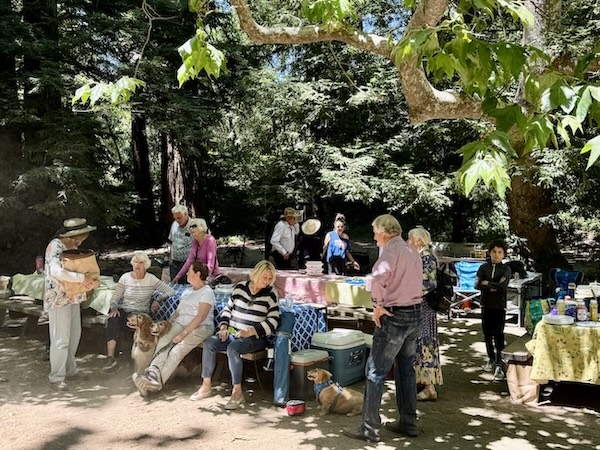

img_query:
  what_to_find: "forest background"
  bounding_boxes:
[1,0,599,288]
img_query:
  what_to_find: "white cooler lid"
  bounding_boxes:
[291,349,330,364]
[311,328,366,349]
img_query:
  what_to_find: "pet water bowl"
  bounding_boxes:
[286,399,306,416]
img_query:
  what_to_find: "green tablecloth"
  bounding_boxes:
[11,273,116,315]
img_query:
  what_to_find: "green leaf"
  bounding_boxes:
[72,83,92,106]
[486,130,516,157]
[576,87,593,122]
[581,135,600,170]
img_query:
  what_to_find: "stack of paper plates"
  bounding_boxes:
[576,321,600,328]
[542,314,574,325]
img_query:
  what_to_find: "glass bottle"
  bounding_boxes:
[556,298,565,315]
[590,299,598,322]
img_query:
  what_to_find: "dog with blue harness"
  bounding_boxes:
[306,368,363,416]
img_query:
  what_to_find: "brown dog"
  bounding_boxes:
[127,313,156,374]
[150,320,172,338]
[306,368,363,416]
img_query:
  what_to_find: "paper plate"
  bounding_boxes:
[542,314,574,325]
[576,321,600,328]
[10,295,36,302]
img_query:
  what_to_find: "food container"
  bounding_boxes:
[286,399,306,416]
[311,328,366,386]
[0,275,10,290]
[304,261,323,276]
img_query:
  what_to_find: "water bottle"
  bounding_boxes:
[590,299,598,321]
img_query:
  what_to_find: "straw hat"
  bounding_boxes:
[301,218,322,236]
[58,218,97,238]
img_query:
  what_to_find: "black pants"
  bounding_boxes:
[328,256,347,275]
[271,251,293,270]
[481,306,505,366]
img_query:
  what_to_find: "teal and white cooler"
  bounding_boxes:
[311,328,366,386]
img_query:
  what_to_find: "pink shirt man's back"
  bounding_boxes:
[371,235,423,307]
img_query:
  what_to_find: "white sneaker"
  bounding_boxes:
[493,366,505,380]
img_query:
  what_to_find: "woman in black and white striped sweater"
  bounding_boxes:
[191,260,280,410]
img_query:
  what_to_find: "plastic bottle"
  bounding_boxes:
[556,298,565,315]
[576,300,588,321]
[590,299,598,322]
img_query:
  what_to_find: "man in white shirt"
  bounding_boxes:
[269,207,300,269]
[168,205,193,282]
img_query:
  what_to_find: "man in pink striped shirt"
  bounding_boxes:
[344,214,423,443]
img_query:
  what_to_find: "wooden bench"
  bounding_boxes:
[0,297,108,336]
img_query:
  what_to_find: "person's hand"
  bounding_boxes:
[283,253,290,260]
[172,276,179,284]
[352,261,360,270]
[82,273,95,291]
[217,326,229,342]
[173,332,186,344]
[236,328,256,339]
[150,300,160,312]
[373,305,393,328]
[109,307,120,318]
[480,280,489,286]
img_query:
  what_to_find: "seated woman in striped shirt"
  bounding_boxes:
[103,251,176,372]
[190,260,280,410]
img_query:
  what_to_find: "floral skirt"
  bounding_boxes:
[415,300,443,386]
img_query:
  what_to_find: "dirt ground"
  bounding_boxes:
[1,314,599,450]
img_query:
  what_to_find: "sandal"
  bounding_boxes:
[417,387,438,401]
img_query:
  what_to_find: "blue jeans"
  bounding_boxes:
[361,305,421,438]
[201,334,269,385]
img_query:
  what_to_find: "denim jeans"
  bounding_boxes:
[201,334,269,385]
[361,305,421,438]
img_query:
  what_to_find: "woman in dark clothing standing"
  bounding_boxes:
[475,239,511,381]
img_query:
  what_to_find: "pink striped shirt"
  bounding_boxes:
[371,235,423,308]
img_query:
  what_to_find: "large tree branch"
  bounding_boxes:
[230,0,394,60]
[231,0,484,123]
[398,0,484,123]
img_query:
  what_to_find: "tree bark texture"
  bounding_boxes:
[131,114,157,244]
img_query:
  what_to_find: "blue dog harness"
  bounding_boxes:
[313,379,344,409]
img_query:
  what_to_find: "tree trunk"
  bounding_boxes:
[507,168,569,286]
[131,114,157,244]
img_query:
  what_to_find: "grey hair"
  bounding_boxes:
[130,251,151,270]
[171,204,188,215]
[189,218,208,233]
[408,227,432,246]
[371,214,402,237]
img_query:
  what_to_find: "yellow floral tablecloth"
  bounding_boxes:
[525,321,600,385]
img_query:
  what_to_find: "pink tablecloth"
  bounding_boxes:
[220,268,340,305]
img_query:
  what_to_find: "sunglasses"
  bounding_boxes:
[189,224,198,229]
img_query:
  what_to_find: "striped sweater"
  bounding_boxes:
[110,272,176,313]
[219,281,280,337]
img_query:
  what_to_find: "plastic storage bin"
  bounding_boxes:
[311,328,366,386]
[289,349,330,401]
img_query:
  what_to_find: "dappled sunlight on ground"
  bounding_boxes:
[0,314,599,449]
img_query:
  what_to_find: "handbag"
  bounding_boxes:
[208,274,232,289]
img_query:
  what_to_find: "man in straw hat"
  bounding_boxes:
[269,207,300,269]
[298,217,323,270]
[44,218,97,391]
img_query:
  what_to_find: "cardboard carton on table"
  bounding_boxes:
[325,277,372,308]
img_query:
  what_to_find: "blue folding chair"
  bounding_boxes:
[449,260,484,318]
[549,268,584,299]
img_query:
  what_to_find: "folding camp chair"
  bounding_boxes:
[549,268,584,299]
[449,260,484,318]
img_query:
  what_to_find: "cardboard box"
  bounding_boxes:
[325,279,372,307]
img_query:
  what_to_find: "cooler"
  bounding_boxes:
[311,328,366,386]
[289,349,330,401]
